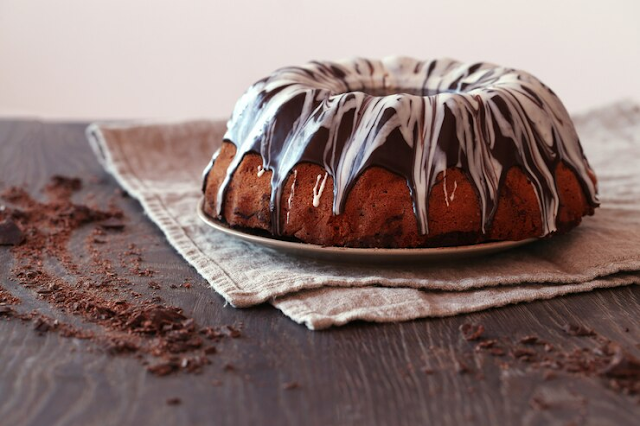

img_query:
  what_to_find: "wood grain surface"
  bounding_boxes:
[0,120,638,426]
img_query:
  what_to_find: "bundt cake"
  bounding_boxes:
[202,57,598,248]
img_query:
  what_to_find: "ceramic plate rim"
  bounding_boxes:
[196,197,536,260]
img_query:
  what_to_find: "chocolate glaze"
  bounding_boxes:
[203,57,598,236]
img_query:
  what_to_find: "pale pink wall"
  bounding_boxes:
[1,0,639,119]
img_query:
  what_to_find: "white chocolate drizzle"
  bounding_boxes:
[442,169,458,207]
[286,169,297,224]
[312,172,328,208]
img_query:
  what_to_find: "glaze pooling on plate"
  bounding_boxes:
[203,57,598,236]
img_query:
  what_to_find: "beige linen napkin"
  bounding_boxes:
[87,101,640,330]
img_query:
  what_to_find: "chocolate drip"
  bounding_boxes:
[204,57,598,236]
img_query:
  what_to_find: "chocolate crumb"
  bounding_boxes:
[1,177,239,377]
[459,323,485,341]
[519,335,540,345]
[454,358,471,374]
[166,397,181,406]
[104,337,140,354]
[282,381,300,390]
[451,321,638,396]
[47,175,82,193]
[0,286,21,305]
[475,339,497,350]
[529,396,550,410]
[0,219,25,245]
[200,326,224,340]
[474,339,505,356]
[512,348,537,362]
[148,360,180,376]
[562,324,596,337]
[487,347,506,357]
[98,217,125,230]
[224,325,241,338]
[115,188,129,198]
[0,306,16,317]
[33,316,59,333]
[600,346,640,391]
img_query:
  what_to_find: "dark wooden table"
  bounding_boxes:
[0,120,638,426]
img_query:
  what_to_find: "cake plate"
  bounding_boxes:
[197,198,536,263]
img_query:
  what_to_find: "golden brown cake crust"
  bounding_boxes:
[203,142,596,248]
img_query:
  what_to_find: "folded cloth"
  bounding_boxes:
[87,100,640,330]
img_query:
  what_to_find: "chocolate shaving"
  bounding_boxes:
[512,347,537,362]
[459,323,485,341]
[598,346,640,394]
[0,306,17,317]
[224,325,242,338]
[46,175,82,193]
[0,177,241,377]
[519,335,540,345]
[0,219,24,245]
[460,323,640,396]
[147,359,180,376]
[529,396,550,411]
[454,357,471,374]
[33,316,59,333]
[562,324,596,337]
[98,217,125,230]
[475,339,497,350]
[200,326,225,340]
[166,397,182,406]
[474,339,506,356]
[487,347,506,357]
[0,286,21,305]
[282,381,300,390]
[601,348,640,378]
